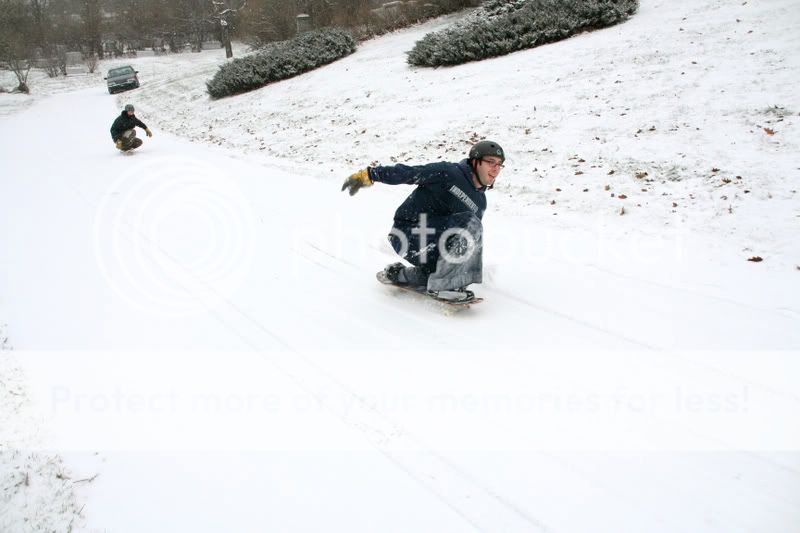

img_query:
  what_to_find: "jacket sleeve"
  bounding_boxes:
[134,117,148,130]
[369,163,445,186]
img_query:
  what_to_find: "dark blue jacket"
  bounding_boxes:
[368,160,486,224]
[110,111,148,141]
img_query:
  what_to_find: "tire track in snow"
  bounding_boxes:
[193,294,552,532]
[164,239,551,529]
[586,263,798,317]
[489,287,656,349]
[490,284,800,407]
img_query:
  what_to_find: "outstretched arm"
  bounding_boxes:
[370,163,444,186]
[134,117,153,137]
[341,163,444,196]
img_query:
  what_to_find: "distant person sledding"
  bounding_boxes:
[110,104,152,153]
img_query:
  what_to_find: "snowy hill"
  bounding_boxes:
[1,0,799,531]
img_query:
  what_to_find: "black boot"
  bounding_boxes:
[384,263,408,284]
[384,263,429,288]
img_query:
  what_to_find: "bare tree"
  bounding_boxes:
[46,0,84,52]
[239,0,295,47]
[298,0,333,28]
[30,0,49,49]
[5,57,32,92]
[86,53,98,73]
[330,0,372,28]
[173,0,212,52]
[210,0,247,58]
[0,0,34,92]
[44,55,61,77]
[83,0,103,58]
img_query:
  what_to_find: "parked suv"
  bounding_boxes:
[105,65,139,94]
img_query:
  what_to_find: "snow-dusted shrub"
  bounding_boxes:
[407,0,638,67]
[207,28,356,99]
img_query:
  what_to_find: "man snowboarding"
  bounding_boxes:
[110,104,152,152]
[341,140,505,302]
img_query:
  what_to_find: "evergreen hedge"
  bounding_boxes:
[207,28,357,99]
[407,0,638,67]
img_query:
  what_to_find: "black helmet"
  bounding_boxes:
[469,140,505,162]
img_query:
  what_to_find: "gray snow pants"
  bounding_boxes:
[388,211,483,291]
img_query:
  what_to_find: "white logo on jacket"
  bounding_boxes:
[448,185,479,213]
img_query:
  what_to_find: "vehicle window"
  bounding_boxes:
[109,67,134,76]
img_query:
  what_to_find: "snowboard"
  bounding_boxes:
[376,271,483,308]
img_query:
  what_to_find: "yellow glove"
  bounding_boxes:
[145,128,153,137]
[115,139,123,149]
[341,168,373,196]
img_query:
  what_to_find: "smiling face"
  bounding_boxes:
[473,156,504,188]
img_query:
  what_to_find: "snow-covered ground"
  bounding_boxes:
[1,0,799,531]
